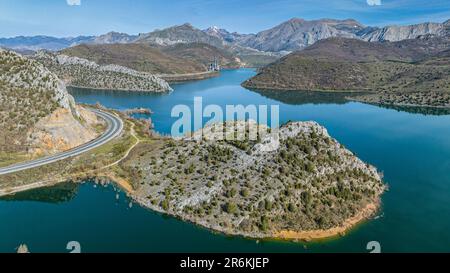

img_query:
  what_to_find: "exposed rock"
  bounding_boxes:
[34,51,172,92]
[0,48,75,112]
[90,31,138,45]
[0,49,101,158]
[122,108,153,115]
[236,18,364,52]
[203,26,250,43]
[234,19,448,52]
[360,22,445,42]
[28,107,101,156]
[16,244,30,253]
[135,23,225,49]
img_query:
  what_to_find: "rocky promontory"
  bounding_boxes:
[120,120,385,240]
[33,51,172,92]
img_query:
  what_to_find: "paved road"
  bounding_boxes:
[0,108,123,176]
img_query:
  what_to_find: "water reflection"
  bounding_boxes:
[372,104,450,116]
[250,89,365,105]
[0,182,79,204]
[68,86,169,99]
[251,89,450,116]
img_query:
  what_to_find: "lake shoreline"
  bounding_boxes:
[159,71,220,83]
[241,84,376,93]
[133,192,382,242]
[242,85,450,109]
[349,97,450,109]
[67,84,171,93]
[101,171,383,243]
[0,169,383,243]
[273,201,380,241]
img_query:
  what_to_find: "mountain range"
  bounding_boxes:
[1,18,449,54]
[0,35,95,51]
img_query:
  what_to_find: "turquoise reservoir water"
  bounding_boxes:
[1,69,450,252]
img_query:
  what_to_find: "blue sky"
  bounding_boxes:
[0,0,449,37]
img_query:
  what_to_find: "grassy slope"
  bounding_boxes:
[242,37,450,94]
[160,42,241,69]
[61,43,205,74]
[61,42,245,74]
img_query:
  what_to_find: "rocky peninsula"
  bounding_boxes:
[119,120,385,240]
[33,51,172,92]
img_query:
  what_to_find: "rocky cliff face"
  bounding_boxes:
[360,22,445,42]
[135,23,225,49]
[203,26,250,43]
[236,18,364,52]
[0,49,100,158]
[91,31,138,44]
[28,107,101,156]
[236,18,449,52]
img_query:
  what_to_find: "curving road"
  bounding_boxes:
[0,108,123,176]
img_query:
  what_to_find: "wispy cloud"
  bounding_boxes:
[66,0,81,6]
[367,0,382,6]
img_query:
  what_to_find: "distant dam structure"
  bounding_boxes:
[208,56,220,71]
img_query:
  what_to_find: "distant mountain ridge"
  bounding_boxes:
[0,35,95,51]
[91,31,138,45]
[234,18,449,52]
[1,18,448,53]
[203,26,250,43]
[235,18,364,52]
[359,22,446,42]
[134,23,225,48]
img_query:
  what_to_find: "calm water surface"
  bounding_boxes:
[1,69,450,252]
